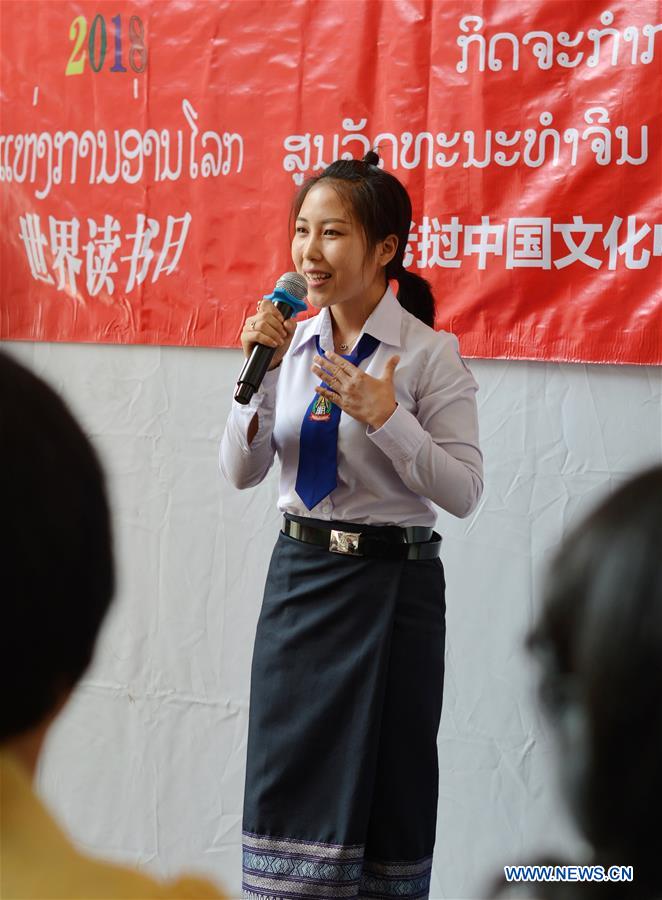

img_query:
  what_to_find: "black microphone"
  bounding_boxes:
[234,272,308,405]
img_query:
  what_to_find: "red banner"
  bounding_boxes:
[1,0,661,363]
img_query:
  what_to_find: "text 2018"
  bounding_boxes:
[66,14,147,75]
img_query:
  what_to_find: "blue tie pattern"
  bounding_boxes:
[295,333,380,511]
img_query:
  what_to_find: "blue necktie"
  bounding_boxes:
[295,333,380,511]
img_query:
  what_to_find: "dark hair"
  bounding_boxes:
[291,150,435,327]
[528,466,662,894]
[0,351,114,740]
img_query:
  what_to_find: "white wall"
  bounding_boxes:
[5,340,662,899]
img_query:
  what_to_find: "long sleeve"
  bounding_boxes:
[219,367,281,489]
[367,335,483,518]
[219,291,483,527]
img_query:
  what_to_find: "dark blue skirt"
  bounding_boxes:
[242,522,446,900]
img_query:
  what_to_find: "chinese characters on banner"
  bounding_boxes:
[19,213,192,296]
[1,0,661,363]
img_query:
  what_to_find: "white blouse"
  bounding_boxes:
[220,286,483,527]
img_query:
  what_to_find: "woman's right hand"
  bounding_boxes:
[241,300,297,370]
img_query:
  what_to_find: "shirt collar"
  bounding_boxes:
[290,285,402,355]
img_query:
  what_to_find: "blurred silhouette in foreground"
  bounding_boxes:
[0,351,224,899]
[495,465,662,899]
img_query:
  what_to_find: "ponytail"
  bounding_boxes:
[391,269,435,329]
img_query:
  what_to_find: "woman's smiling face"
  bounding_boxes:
[292,182,390,312]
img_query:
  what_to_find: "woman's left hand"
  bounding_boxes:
[311,351,400,430]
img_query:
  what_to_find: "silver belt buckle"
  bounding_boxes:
[329,529,362,556]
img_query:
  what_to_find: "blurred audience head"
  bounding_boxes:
[529,466,662,894]
[0,350,114,742]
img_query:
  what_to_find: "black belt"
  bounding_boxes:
[282,516,442,560]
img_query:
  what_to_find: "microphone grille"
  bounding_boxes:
[276,272,307,300]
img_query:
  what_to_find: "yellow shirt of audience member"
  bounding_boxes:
[1,750,226,899]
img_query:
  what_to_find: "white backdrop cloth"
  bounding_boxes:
[4,341,661,899]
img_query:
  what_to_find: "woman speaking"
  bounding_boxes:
[220,151,483,900]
